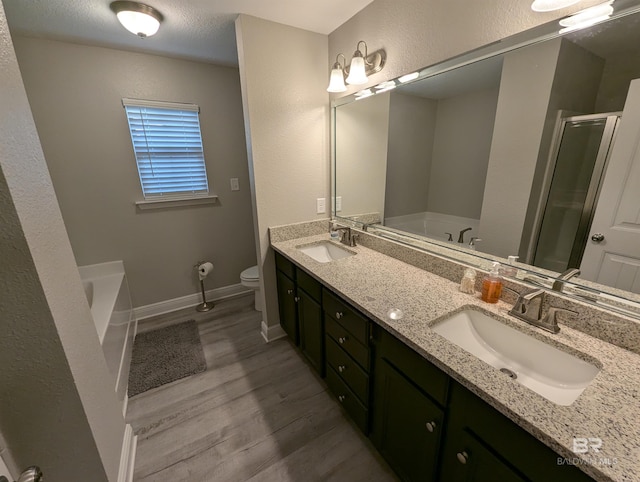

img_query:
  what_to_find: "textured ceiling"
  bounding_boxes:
[2,0,375,65]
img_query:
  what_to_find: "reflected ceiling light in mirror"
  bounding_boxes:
[375,80,397,93]
[559,1,614,32]
[327,40,386,91]
[110,1,163,38]
[399,72,420,83]
[531,0,582,11]
[354,89,374,100]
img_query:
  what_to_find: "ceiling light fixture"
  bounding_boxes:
[327,41,386,93]
[110,1,164,38]
[559,1,614,32]
[531,0,582,11]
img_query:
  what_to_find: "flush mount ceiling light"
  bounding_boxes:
[327,40,386,93]
[531,0,582,11]
[110,1,164,38]
[559,1,614,32]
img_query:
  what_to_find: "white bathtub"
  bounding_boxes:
[79,261,135,414]
[385,211,480,244]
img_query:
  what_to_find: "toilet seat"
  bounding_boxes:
[240,265,259,282]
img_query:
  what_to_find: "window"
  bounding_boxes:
[123,98,209,200]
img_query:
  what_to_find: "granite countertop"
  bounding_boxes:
[271,232,640,482]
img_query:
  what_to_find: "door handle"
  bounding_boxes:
[591,233,605,242]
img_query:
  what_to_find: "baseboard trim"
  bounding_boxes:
[118,424,137,482]
[261,320,287,343]
[133,283,251,320]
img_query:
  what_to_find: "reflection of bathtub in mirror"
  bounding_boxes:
[385,212,480,245]
[79,260,135,414]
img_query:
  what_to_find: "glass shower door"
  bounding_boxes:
[533,114,619,272]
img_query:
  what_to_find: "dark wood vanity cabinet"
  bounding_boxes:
[274,252,596,482]
[323,289,372,434]
[275,253,324,374]
[440,382,595,482]
[370,325,447,481]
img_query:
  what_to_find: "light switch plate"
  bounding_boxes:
[317,197,326,214]
[335,196,342,212]
[230,178,240,191]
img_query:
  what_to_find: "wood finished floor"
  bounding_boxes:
[127,293,398,482]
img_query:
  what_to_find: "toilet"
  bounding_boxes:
[240,265,262,311]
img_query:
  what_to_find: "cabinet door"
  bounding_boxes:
[276,270,298,344]
[371,358,443,482]
[440,429,526,482]
[298,288,324,375]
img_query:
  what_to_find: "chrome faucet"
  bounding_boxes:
[552,268,581,292]
[507,287,576,334]
[334,226,358,247]
[458,227,472,243]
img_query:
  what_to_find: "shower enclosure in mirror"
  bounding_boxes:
[332,0,640,307]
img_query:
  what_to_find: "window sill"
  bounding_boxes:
[135,195,218,210]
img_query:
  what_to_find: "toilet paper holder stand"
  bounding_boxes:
[194,261,215,312]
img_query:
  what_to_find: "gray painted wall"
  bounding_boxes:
[0,4,124,478]
[337,91,390,218]
[13,36,256,308]
[384,92,436,218]
[427,87,499,220]
[479,39,563,257]
[236,15,329,334]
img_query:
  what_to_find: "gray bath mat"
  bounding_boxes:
[128,320,206,397]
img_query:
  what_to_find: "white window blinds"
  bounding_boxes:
[123,98,209,199]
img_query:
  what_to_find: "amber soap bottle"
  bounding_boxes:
[481,262,503,303]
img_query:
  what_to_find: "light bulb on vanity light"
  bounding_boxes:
[346,51,368,85]
[327,55,347,93]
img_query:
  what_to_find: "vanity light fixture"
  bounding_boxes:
[110,1,164,38]
[531,0,582,11]
[559,1,614,32]
[327,40,386,92]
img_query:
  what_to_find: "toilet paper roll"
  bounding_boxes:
[198,262,214,280]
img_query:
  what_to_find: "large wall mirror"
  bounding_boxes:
[333,0,640,311]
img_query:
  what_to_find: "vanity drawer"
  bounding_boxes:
[373,325,449,407]
[326,317,370,371]
[326,366,369,434]
[323,289,369,345]
[326,336,369,405]
[296,268,322,302]
[275,251,295,279]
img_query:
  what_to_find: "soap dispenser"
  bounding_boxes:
[481,262,503,303]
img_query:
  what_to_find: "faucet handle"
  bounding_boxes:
[540,306,577,333]
[445,232,453,242]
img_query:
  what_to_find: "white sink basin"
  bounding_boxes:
[297,241,355,263]
[432,309,600,406]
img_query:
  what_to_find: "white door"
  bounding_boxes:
[580,78,640,294]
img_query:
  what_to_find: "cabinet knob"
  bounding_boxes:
[338,336,347,344]
[425,421,437,432]
[338,395,346,403]
[336,311,344,319]
[287,289,293,295]
[338,365,346,373]
[294,296,300,302]
[456,451,469,464]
